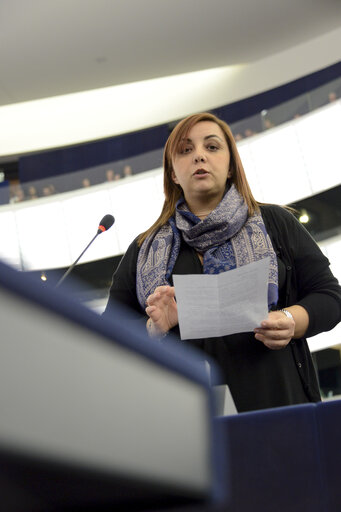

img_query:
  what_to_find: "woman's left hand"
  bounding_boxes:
[254,310,295,350]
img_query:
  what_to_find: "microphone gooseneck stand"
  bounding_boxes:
[55,214,115,288]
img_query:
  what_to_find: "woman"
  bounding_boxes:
[104,113,341,412]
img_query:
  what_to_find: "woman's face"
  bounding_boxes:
[171,121,231,207]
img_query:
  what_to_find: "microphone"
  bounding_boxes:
[56,214,115,288]
[97,214,115,234]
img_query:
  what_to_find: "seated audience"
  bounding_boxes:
[264,118,275,130]
[328,91,338,103]
[105,169,116,182]
[10,184,25,203]
[123,165,133,178]
[27,185,39,200]
[244,128,257,138]
[81,177,91,188]
[42,185,54,196]
[234,133,244,142]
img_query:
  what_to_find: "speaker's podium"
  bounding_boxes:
[0,260,228,511]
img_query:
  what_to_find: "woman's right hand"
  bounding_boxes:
[145,285,178,337]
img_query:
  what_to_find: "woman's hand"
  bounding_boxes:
[254,310,295,350]
[145,285,178,337]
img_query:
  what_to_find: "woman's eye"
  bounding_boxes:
[207,144,218,151]
[180,146,192,154]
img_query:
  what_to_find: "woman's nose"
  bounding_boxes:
[193,153,206,164]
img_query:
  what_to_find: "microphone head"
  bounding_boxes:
[97,214,115,234]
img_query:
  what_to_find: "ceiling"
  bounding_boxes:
[1,0,341,107]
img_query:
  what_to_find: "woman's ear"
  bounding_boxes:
[171,170,179,184]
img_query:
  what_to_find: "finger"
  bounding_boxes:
[149,291,176,309]
[146,291,161,306]
[260,318,292,330]
[255,331,291,347]
[256,334,290,349]
[154,285,174,295]
[147,286,172,302]
[146,305,163,319]
[146,308,163,326]
[153,286,175,299]
[255,327,288,336]
[145,305,156,316]
[165,286,176,296]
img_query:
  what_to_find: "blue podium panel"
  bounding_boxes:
[316,399,341,512]
[0,260,228,511]
[218,404,322,512]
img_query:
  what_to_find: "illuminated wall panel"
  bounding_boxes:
[294,102,341,194]
[108,171,164,254]
[15,202,70,270]
[61,189,119,264]
[247,126,312,204]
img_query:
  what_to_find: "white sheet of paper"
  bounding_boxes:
[173,257,270,340]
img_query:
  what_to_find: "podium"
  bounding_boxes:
[0,261,228,511]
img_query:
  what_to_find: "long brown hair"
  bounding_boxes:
[138,112,259,245]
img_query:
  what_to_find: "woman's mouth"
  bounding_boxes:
[193,168,209,177]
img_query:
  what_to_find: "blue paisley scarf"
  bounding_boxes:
[136,184,278,311]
